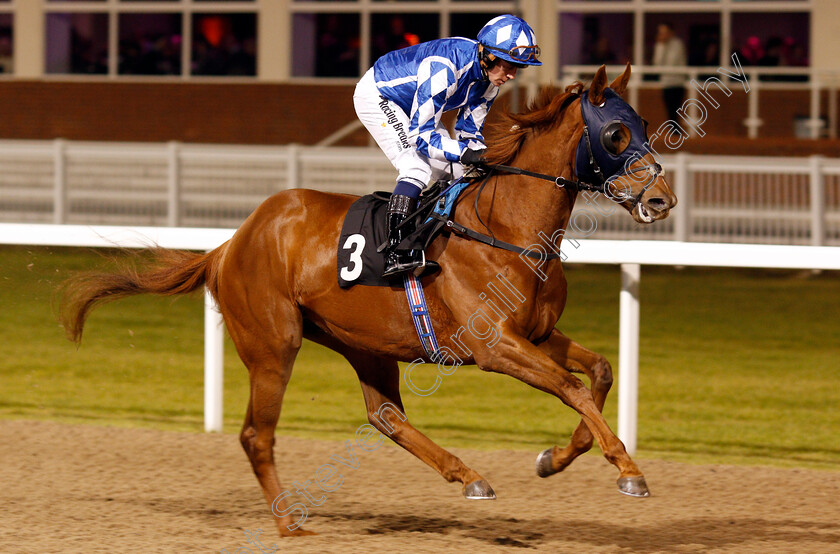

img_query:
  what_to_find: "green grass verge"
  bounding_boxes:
[1,245,838,470]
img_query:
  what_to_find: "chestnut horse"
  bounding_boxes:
[60,65,676,537]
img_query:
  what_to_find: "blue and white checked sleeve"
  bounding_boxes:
[409,57,473,163]
[455,85,499,149]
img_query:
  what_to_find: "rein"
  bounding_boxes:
[443,150,660,261]
[438,167,578,261]
[484,163,605,195]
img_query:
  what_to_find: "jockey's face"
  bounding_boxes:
[486,59,519,87]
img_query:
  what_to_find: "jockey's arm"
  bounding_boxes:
[454,85,499,150]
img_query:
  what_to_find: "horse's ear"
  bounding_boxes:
[588,65,608,105]
[609,62,632,96]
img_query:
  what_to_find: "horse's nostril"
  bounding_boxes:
[647,196,669,210]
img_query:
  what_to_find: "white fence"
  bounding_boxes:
[2,222,839,454]
[0,140,395,229]
[589,153,840,247]
[0,140,839,246]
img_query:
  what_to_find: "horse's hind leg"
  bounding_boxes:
[222,299,314,537]
[342,348,494,499]
[535,329,614,477]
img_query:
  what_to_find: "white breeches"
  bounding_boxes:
[353,68,463,192]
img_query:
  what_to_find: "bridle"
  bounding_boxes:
[482,158,661,209]
[395,89,665,262]
[485,90,663,209]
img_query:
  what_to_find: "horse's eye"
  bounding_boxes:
[600,121,625,155]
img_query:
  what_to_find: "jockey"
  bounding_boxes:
[353,14,542,277]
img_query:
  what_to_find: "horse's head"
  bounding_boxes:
[576,64,677,223]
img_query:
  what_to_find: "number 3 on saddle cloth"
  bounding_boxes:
[337,178,468,288]
[336,178,471,359]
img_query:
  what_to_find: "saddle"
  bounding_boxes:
[337,179,470,289]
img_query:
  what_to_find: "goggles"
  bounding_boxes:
[483,43,541,64]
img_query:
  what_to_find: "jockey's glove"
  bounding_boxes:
[460,148,487,165]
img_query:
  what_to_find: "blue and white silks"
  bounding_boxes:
[374,38,499,163]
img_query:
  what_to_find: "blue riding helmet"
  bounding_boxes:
[575,88,659,193]
[477,14,542,66]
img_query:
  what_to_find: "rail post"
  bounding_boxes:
[810,155,825,247]
[167,141,181,227]
[618,263,641,455]
[53,139,67,224]
[286,143,299,190]
[204,287,225,432]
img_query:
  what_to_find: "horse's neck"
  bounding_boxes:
[468,126,578,245]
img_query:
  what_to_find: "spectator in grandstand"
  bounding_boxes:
[652,22,687,130]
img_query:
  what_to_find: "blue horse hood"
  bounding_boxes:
[575,88,650,185]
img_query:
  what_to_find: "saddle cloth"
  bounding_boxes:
[336,194,392,288]
[336,179,471,289]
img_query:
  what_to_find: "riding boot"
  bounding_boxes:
[383,194,427,277]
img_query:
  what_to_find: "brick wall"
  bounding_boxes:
[0,81,837,156]
[0,81,361,145]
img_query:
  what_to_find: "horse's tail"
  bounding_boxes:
[59,242,229,344]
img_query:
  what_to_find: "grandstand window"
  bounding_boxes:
[560,12,634,67]
[191,13,257,76]
[557,1,811,82]
[45,13,109,74]
[292,12,360,77]
[0,13,11,75]
[288,1,517,79]
[43,1,259,78]
[0,0,8,75]
[731,11,809,67]
[643,12,721,66]
[370,13,438,62]
[119,13,182,75]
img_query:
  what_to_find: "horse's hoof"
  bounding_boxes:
[536,448,558,478]
[463,479,496,500]
[617,475,650,497]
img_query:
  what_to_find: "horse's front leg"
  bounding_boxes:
[469,330,649,497]
[534,329,614,477]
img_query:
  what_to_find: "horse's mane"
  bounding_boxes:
[486,82,585,166]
